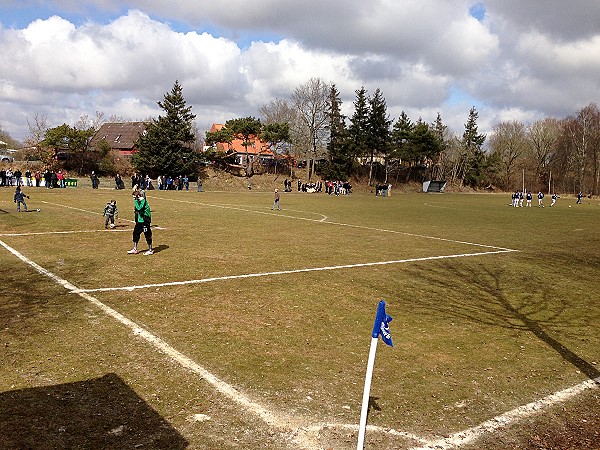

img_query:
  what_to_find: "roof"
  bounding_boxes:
[209,123,274,157]
[91,122,147,151]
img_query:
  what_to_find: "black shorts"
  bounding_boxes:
[133,222,152,243]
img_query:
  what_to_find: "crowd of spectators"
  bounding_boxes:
[1,168,69,188]
[129,173,191,191]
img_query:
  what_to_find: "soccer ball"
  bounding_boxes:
[569,205,571,208]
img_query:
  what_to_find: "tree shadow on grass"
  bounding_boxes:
[404,262,600,382]
[0,373,188,449]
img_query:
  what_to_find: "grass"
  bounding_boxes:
[1,182,599,449]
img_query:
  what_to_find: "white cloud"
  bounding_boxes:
[0,1,599,142]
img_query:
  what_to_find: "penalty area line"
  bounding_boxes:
[77,249,517,293]
[0,238,309,446]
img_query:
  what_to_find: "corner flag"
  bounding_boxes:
[371,300,393,347]
[357,300,394,449]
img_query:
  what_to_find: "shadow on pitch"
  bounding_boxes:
[404,262,600,382]
[152,244,169,254]
[0,373,188,449]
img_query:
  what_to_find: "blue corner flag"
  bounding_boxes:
[371,300,393,347]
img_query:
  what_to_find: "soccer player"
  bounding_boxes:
[103,199,118,228]
[13,186,29,212]
[128,189,153,255]
[537,191,545,207]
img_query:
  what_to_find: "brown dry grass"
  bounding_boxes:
[1,183,599,449]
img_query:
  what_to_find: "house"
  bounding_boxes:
[208,123,274,167]
[90,122,147,156]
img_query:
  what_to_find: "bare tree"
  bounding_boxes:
[291,78,330,181]
[74,111,105,131]
[562,104,600,194]
[527,118,560,190]
[489,120,528,190]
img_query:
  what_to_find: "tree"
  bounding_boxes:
[489,120,528,190]
[563,103,600,195]
[291,78,330,181]
[430,112,448,180]
[527,118,560,191]
[133,80,198,177]
[390,111,414,181]
[226,117,263,176]
[348,87,370,177]
[0,126,20,149]
[366,88,391,184]
[261,122,291,175]
[461,107,487,187]
[24,112,53,163]
[43,123,97,173]
[391,114,442,182]
[260,97,302,176]
[323,84,352,180]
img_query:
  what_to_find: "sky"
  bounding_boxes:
[0,0,599,143]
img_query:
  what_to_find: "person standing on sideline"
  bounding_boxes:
[577,191,583,204]
[271,188,281,210]
[103,199,118,229]
[90,171,99,189]
[128,189,153,255]
[14,186,29,212]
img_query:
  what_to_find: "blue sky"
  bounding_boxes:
[0,1,598,142]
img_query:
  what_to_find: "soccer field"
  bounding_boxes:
[1,185,599,449]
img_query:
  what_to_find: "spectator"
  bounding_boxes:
[271,188,281,210]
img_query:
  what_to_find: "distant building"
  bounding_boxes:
[90,122,147,156]
[208,123,274,167]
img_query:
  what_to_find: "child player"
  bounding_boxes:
[13,186,29,212]
[103,199,118,228]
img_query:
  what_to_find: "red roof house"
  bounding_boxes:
[208,123,274,166]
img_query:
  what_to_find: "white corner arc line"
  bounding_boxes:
[0,239,306,445]
[77,249,517,293]
[409,377,600,450]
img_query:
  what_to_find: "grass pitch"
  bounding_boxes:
[1,183,599,449]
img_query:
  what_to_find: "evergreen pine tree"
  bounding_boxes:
[348,87,369,165]
[325,84,351,180]
[133,80,198,177]
[367,88,391,184]
[462,106,487,187]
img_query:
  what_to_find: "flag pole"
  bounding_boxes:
[357,300,393,449]
[357,336,379,449]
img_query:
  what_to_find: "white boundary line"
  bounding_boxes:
[409,377,600,449]
[0,238,311,449]
[1,240,598,449]
[39,200,166,229]
[0,229,130,237]
[76,249,517,293]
